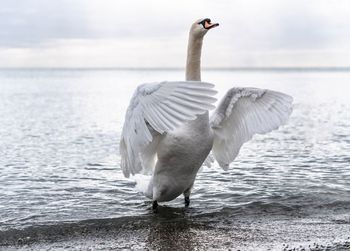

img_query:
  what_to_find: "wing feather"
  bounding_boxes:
[120,81,217,177]
[210,87,293,170]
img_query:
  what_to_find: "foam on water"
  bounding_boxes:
[132,174,151,194]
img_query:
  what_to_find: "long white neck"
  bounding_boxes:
[186,34,204,81]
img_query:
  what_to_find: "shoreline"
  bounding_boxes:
[1,208,349,250]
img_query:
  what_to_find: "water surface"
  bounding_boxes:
[0,69,349,248]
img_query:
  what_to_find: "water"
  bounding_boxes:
[0,69,349,248]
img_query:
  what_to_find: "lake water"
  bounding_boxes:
[0,69,349,249]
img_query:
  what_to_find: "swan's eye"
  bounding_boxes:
[198,18,211,28]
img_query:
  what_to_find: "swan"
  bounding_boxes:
[120,18,293,211]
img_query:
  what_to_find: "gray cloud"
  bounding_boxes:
[0,0,92,47]
[271,7,331,50]
[1,0,350,67]
[0,0,189,48]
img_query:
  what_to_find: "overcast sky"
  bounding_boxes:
[1,0,350,68]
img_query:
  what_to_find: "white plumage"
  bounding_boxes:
[210,88,293,170]
[120,81,217,177]
[119,18,293,208]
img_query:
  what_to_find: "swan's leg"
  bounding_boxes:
[183,186,192,207]
[184,196,190,207]
[152,200,158,212]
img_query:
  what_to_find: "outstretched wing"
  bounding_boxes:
[120,81,217,177]
[210,87,293,170]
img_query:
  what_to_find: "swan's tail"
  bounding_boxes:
[132,174,153,199]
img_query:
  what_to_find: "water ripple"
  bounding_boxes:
[0,69,349,232]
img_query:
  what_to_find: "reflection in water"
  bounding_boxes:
[146,206,198,250]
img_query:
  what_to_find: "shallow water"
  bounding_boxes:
[0,69,349,247]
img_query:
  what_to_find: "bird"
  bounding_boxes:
[119,18,293,211]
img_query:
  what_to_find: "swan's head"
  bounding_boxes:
[190,18,219,38]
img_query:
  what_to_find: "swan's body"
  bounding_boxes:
[120,19,293,209]
[148,111,213,202]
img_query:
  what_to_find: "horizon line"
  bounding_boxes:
[1,66,350,72]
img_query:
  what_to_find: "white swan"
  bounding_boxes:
[120,18,293,210]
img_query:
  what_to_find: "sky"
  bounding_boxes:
[1,0,350,68]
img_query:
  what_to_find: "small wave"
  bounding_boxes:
[86,163,104,167]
